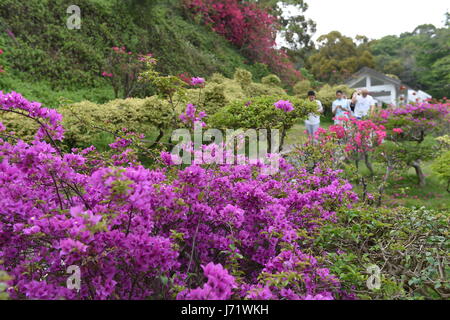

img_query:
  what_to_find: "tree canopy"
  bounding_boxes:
[370,23,450,98]
[306,31,375,84]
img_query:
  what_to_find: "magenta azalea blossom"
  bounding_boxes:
[191,77,205,86]
[274,100,294,112]
[179,103,207,127]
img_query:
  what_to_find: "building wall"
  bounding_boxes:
[407,89,432,103]
[347,71,432,107]
[348,74,397,105]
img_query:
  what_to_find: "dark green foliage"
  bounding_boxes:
[306,32,375,84]
[315,206,449,300]
[370,24,450,98]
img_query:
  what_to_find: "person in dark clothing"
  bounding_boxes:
[349,90,359,113]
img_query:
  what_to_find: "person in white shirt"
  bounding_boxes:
[304,90,323,138]
[332,90,351,125]
[352,89,376,119]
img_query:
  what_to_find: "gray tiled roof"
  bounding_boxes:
[345,67,405,87]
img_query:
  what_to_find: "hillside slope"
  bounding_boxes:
[0,0,268,106]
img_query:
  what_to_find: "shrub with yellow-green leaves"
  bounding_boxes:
[175,70,285,117]
[233,68,253,88]
[261,74,282,87]
[59,96,175,149]
[209,95,316,149]
[293,80,313,98]
[233,69,285,97]
[0,110,39,142]
[247,82,285,98]
[177,80,245,116]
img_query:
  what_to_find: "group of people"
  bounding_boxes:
[304,88,377,137]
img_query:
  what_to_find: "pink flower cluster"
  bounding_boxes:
[184,0,302,85]
[375,103,450,139]
[274,100,294,113]
[316,117,386,156]
[0,91,64,141]
[177,263,236,300]
[190,77,205,86]
[179,103,207,127]
[112,46,132,55]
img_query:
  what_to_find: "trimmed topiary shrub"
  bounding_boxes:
[293,80,313,98]
[261,74,282,87]
[208,95,316,149]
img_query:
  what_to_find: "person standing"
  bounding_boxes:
[304,90,324,138]
[332,90,351,125]
[353,88,376,119]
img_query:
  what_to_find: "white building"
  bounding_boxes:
[406,89,432,104]
[345,67,432,106]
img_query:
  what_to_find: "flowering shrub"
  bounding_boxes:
[103,46,153,98]
[177,263,236,300]
[315,117,386,176]
[375,103,450,141]
[0,91,64,142]
[190,77,205,86]
[179,103,207,128]
[332,118,386,154]
[183,0,302,85]
[373,103,450,186]
[286,117,389,204]
[178,72,192,85]
[0,91,359,300]
[274,100,294,113]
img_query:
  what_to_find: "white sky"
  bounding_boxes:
[292,0,449,41]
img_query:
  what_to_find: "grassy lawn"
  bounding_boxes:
[379,162,448,210]
[284,120,332,146]
[340,160,449,210]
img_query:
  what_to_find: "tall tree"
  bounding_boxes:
[245,0,316,67]
[306,31,375,84]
